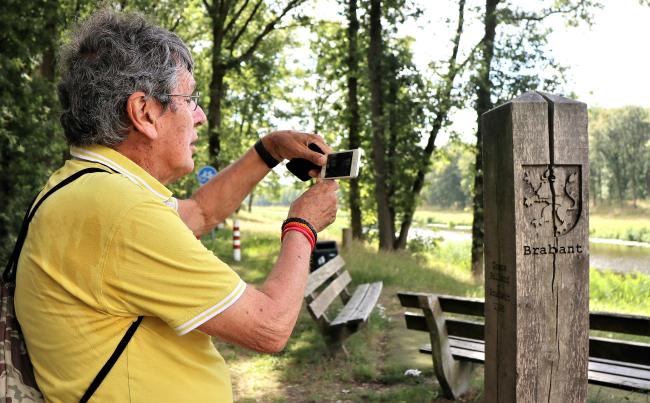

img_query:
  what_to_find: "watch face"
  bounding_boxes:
[325,151,354,178]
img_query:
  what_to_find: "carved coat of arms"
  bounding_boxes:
[522,165,581,236]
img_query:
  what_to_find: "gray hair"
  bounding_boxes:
[58,10,194,146]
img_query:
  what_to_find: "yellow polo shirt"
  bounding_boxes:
[15,145,246,402]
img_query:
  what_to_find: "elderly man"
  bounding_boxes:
[14,10,338,403]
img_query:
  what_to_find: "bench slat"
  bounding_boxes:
[331,282,383,327]
[403,312,484,340]
[404,312,428,331]
[398,292,484,316]
[448,336,485,353]
[450,346,485,364]
[590,311,650,337]
[447,319,484,340]
[400,291,650,393]
[305,255,346,297]
[308,270,351,319]
[589,359,650,382]
[440,296,485,317]
[590,336,650,366]
[400,292,650,337]
[588,370,650,392]
[421,339,650,392]
[447,338,650,382]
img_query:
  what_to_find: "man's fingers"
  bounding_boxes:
[324,179,339,191]
[309,135,333,154]
[306,150,327,167]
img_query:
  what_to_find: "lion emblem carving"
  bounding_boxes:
[522,165,581,236]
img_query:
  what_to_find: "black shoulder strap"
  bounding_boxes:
[0,167,143,402]
[79,315,144,403]
[3,167,110,283]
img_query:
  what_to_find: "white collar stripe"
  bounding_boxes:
[71,148,169,201]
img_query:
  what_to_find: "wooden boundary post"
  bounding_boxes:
[482,91,589,401]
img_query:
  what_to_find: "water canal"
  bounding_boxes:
[410,226,650,275]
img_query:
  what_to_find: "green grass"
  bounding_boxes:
[590,269,650,314]
[205,209,650,402]
[590,215,650,243]
[412,207,473,228]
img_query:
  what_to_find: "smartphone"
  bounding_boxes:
[320,149,361,179]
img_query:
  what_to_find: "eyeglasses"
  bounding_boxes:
[163,91,200,111]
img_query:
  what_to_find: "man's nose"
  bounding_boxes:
[194,106,207,127]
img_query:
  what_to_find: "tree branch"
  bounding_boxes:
[512,0,593,22]
[227,0,263,54]
[395,0,468,247]
[225,0,307,69]
[169,14,183,32]
[202,0,213,13]
[224,0,251,36]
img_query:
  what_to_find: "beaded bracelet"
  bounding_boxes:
[254,139,280,169]
[281,224,316,250]
[282,217,318,244]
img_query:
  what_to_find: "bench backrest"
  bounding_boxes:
[398,292,650,366]
[305,256,351,322]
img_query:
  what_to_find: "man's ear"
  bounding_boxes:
[126,92,161,141]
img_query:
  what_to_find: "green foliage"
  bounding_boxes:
[590,269,650,314]
[424,141,475,208]
[0,0,74,261]
[589,107,650,205]
[406,235,440,256]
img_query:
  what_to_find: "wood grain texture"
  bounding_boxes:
[305,255,345,297]
[398,292,649,394]
[418,294,473,400]
[482,91,589,401]
[309,271,351,319]
[331,281,382,326]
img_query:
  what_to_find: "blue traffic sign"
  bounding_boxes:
[197,165,218,186]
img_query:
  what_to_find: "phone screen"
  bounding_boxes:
[324,151,354,178]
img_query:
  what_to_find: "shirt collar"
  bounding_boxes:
[70,145,177,208]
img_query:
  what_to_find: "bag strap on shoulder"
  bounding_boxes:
[2,167,143,402]
[3,167,110,283]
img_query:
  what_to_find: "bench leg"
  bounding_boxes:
[419,295,474,400]
[323,326,352,357]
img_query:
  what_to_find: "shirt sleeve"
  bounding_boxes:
[99,199,245,335]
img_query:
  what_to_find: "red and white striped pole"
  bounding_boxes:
[233,219,241,262]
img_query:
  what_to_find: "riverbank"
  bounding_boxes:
[415,203,650,243]
[410,225,650,275]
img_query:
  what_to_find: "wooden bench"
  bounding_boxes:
[398,291,650,399]
[304,255,382,354]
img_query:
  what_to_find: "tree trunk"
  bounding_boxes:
[248,189,254,212]
[368,0,394,250]
[207,1,229,170]
[346,0,363,240]
[395,0,467,250]
[470,0,499,279]
[386,55,398,235]
[208,67,226,170]
[39,2,58,81]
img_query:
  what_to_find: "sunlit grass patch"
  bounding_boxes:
[589,200,650,243]
[343,239,482,298]
[413,207,473,228]
[590,269,650,315]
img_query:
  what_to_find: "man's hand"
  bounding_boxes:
[288,179,338,232]
[262,131,331,174]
